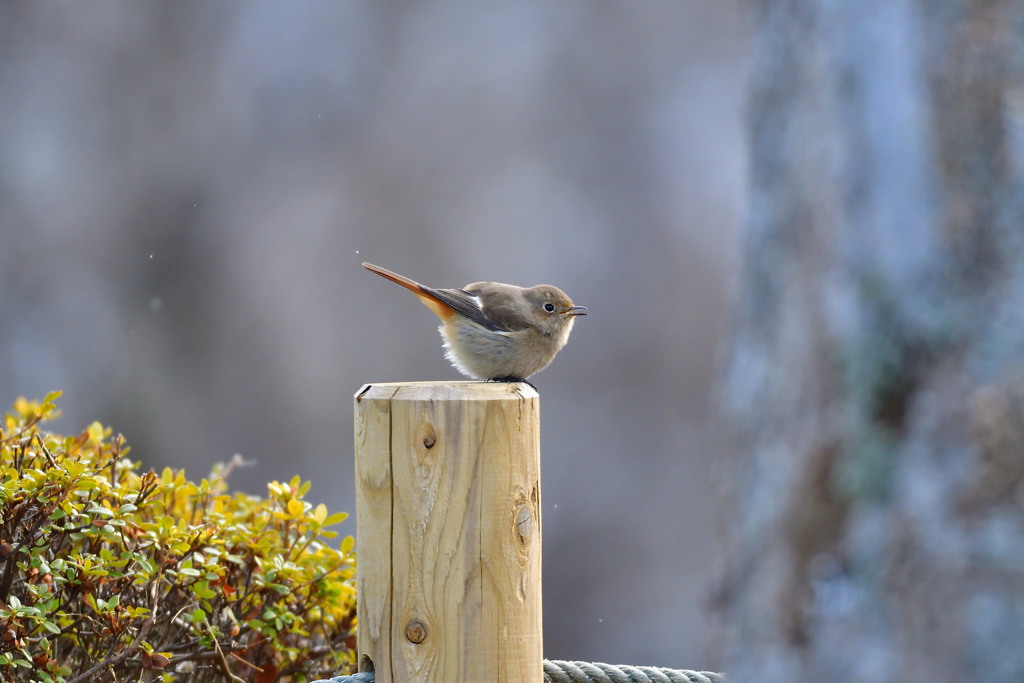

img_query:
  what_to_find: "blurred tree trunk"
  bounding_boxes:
[718,0,1024,681]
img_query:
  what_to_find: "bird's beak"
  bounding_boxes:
[564,306,588,317]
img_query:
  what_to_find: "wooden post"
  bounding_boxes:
[354,382,542,683]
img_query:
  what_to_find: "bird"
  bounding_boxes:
[362,262,586,384]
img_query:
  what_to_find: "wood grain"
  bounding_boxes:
[354,382,542,683]
[354,384,398,678]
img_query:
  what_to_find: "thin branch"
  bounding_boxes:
[34,433,59,470]
[208,621,245,683]
[66,571,163,683]
[230,651,264,672]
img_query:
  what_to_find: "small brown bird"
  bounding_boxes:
[362,262,586,382]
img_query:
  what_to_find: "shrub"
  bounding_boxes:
[0,393,356,682]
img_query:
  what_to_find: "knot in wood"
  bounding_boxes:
[421,423,436,450]
[405,619,427,644]
[516,504,533,544]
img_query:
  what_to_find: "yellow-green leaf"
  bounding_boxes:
[87,422,104,445]
[322,511,349,527]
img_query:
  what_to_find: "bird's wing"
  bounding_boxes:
[463,282,533,332]
[430,288,510,331]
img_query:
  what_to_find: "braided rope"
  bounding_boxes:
[312,660,724,683]
[544,660,724,683]
[313,673,375,683]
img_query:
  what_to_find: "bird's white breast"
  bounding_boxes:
[439,317,573,380]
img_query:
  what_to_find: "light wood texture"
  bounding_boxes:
[354,384,397,679]
[354,382,542,683]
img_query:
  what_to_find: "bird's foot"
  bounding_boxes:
[487,377,538,392]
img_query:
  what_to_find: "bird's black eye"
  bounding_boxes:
[544,303,555,312]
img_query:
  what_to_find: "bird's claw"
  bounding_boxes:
[487,377,538,392]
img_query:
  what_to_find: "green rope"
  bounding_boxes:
[313,660,724,683]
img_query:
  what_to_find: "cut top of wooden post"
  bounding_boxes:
[357,380,539,402]
[354,381,542,683]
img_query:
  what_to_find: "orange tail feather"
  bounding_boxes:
[362,262,455,321]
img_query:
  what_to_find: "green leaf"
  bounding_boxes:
[194,585,216,600]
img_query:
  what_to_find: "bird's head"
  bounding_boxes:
[524,285,587,337]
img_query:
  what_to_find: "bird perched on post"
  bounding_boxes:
[362,262,586,383]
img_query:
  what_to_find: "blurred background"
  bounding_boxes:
[0,1,747,671]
